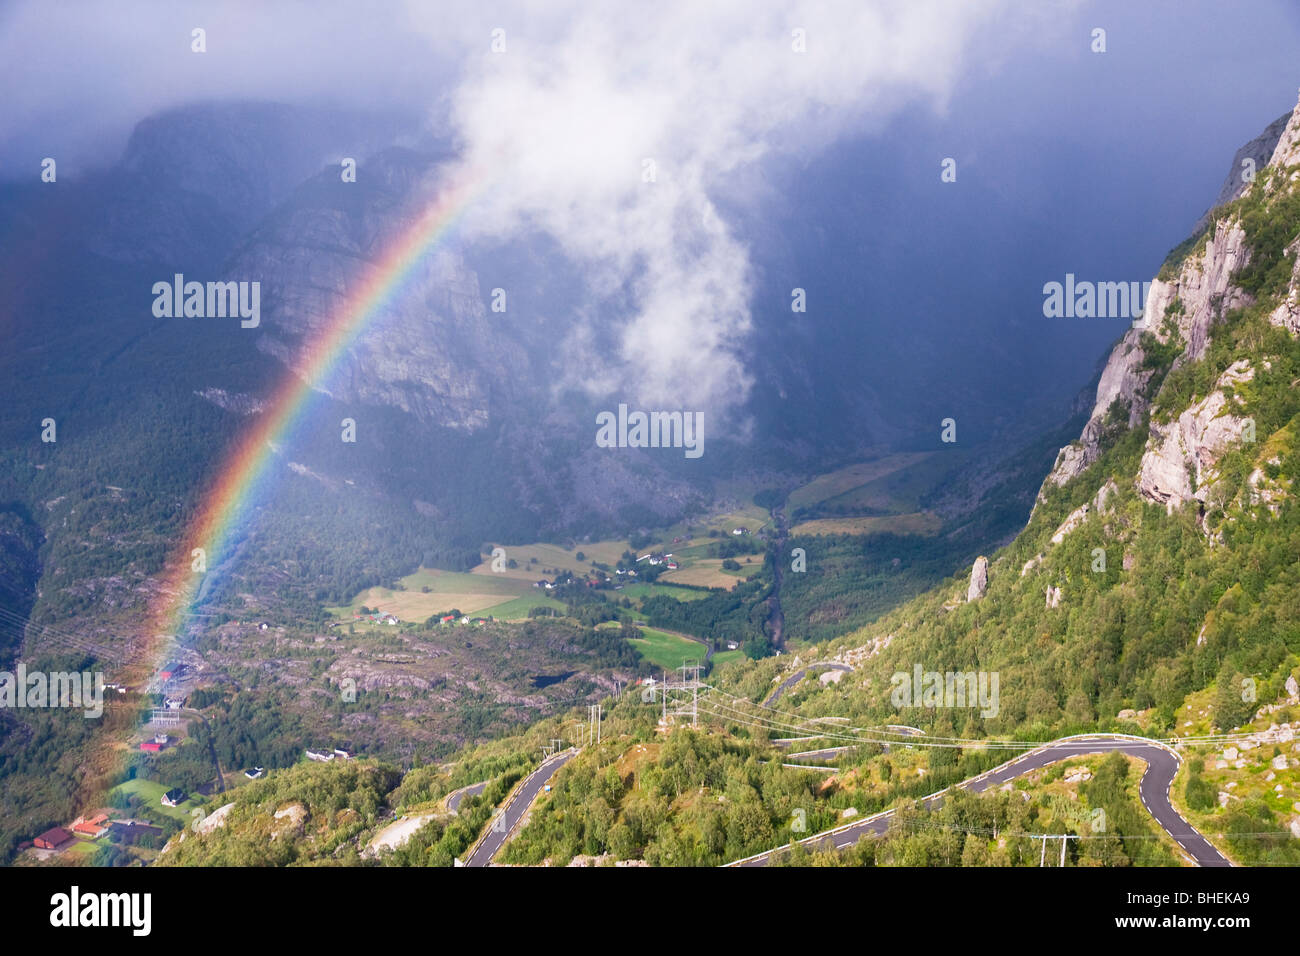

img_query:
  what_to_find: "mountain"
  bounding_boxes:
[7,92,1300,868]
[343,93,1300,868]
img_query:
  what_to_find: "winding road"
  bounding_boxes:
[763,662,855,707]
[446,780,487,813]
[727,734,1230,868]
[464,748,576,867]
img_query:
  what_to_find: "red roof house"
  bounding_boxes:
[33,827,74,850]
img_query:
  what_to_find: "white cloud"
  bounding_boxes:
[418,0,1044,417]
[1,0,1060,419]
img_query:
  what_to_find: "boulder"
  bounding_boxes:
[967,556,989,602]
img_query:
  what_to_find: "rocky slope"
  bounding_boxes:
[1043,92,1300,515]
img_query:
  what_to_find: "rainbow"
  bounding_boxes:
[140,171,480,675]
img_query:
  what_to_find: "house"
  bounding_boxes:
[139,741,163,752]
[441,614,456,624]
[732,528,744,535]
[159,662,183,681]
[726,641,739,650]
[332,748,353,760]
[244,767,265,779]
[34,827,74,850]
[161,788,185,808]
[305,748,334,762]
[383,615,398,625]
[72,814,110,838]
[666,562,679,570]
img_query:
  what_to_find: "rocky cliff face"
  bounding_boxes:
[1043,218,1253,490]
[1191,110,1291,234]
[235,149,532,431]
[1042,93,1300,513]
[1136,360,1255,510]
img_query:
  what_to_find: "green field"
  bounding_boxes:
[708,649,746,668]
[477,595,567,620]
[110,777,200,823]
[616,582,710,602]
[789,512,942,537]
[329,567,538,622]
[786,452,967,520]
[628,627,705,672]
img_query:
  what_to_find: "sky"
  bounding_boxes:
[3,0,1299,432]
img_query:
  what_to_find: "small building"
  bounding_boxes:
[161,788,185,808]
[72,814,110,838]
[139,741,163,753]
[244,767,265,779]
[332,748,353,760]
[34,827,74,850]
[305,748,334,763]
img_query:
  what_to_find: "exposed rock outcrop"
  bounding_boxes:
[1268,237,1300,335]
[1136,360,1255,510]
[966,556,988,602]
[1041,94,1300,494]
[1050,502,1091,544]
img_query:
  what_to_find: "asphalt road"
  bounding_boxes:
[762,662,854,707]
[729,735,1230,868]
[464,749,576,867]
[447,780,488,813]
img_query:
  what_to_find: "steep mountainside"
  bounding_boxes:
[376,95,1300,868]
